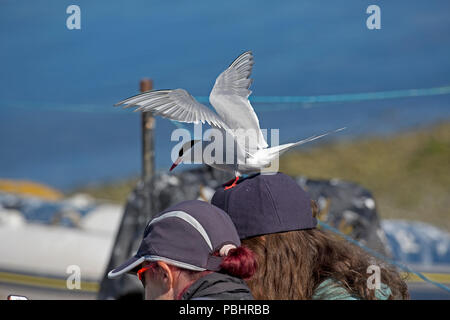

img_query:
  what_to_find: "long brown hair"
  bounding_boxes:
[242,200,409,300]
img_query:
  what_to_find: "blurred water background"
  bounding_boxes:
[0,0,449,191]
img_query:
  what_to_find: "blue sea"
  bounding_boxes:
[1,0,450,191]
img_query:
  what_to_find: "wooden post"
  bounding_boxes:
[140,78,154,217]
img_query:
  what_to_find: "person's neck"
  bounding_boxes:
[176,271,214,300]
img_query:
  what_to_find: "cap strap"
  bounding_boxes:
[206,255,223,271]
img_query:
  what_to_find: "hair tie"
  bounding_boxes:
[219,244,237,257]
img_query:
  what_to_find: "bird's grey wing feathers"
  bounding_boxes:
[210,50,254,99]
[209,51,268,153]
[115,89,229,129]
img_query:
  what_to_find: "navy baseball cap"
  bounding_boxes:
[108,200,241,278]
[211,173,317,239]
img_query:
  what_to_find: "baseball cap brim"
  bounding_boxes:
[107,255,145,279]
[108,255,209,279]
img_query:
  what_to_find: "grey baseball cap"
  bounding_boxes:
[108,200,241,279]
[211,172,317,239]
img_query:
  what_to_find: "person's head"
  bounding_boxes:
[137,245,255,300]
[212,173,409,300]
[108,200,257,300]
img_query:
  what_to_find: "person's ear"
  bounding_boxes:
[157,261,174,289]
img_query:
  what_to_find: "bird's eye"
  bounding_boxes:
[178,148,183,157]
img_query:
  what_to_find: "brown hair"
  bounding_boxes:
[241,200,409,300]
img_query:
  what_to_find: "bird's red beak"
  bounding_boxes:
[170,158,182,171]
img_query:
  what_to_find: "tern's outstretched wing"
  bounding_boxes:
[115,89,229,130]
[209,51,268,154]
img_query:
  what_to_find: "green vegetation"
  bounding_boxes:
[73,121,450,231]
[70,178,138,204]
[280,122,450,231]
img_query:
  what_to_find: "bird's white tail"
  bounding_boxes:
[264,127,346,158]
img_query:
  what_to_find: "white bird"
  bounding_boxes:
[115,51,345,188]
